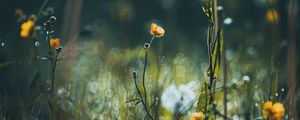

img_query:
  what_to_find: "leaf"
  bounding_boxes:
[202,6,214,23]
[207,28,223,79]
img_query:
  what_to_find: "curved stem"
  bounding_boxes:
[51,52,59,120]
[133,73,153,120]
[140,36,155,119]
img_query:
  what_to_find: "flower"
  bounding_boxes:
[265,9,279,24]
[262,101,285,120]
[272,102,285,120]
[161,81,198,114]
[150,23,165,37]
[50,38,60,50]
[20,19,35,38]
[190,112,205,120]
[262,101,273,118]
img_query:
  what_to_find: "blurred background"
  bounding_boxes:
[0,0,299,119]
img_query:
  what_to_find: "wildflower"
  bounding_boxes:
[161,81,198,114]
[262,101,273,118]
[190,111,205,120]
[50,38,60,50]
[265,9,279,24]
[272,102,285,120]
[150,23,165,37]
[20,19,35,38]
[262,101,285,120]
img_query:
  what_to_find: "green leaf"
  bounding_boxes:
[207,28,223,79]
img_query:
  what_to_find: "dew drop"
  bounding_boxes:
[35,41,40,46]
[281,88,285,92]
[275,93,279,96]
[224,17,233,25]
[1,42,5,47]
[217,6,224,11]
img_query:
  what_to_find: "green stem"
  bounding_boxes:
[133,72,153,120]
[142,50,148,110]
[149,36,155,45]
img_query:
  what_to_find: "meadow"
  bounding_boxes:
[0,0,298,119]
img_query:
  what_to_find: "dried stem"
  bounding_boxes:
[222,23,228,120]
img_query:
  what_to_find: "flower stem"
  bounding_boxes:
[149,36,155,45]
[133,72,153,120]
[142,50,148,109]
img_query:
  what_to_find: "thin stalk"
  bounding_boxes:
[212,0,219,104]
[218,6,228,119]
[213,0,218,33]
[133,73,153,120]
[51,52,59,119]
[142,50,148,110]
[149,36,155,45]
[141,36,155,118]
[209,0,219,105]
[287,0,297,119]
[46,31,55,119]
[222,33,227,120]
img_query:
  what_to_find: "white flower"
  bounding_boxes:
[161,85,180,112]
[161,81,198,113]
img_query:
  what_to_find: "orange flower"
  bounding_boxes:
[262,101,285,120]
[272,102,285,120]
[49,38,60,50]
[20,19,35,38]
[150,23,165,37]
[190,111,205,120]
[263,101,273,118]
[265,9,279,24]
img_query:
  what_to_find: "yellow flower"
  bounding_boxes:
[262,101,285,120]
[20,19,35,38]
[265,9,279,24]
[150,23,165,37]
[190,111,205,120]
[272,102,285,120]
[49,38,60,50]
[263,101,273,118]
